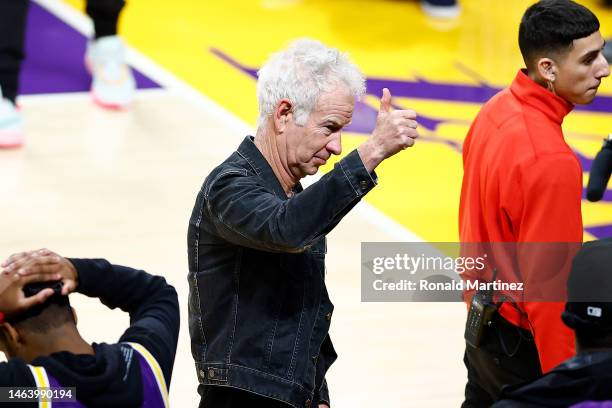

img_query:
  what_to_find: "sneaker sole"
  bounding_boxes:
[0,131,24,148]
[86,56,134,110]
[91,91,131,111]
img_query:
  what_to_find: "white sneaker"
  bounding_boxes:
[0,88,24,148]
[85,36,136,109]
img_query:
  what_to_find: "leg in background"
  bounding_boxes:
[0,0,29,147]
[84,0,135,109]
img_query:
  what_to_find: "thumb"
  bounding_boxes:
[61,280,77,296]
[379,88,392,114]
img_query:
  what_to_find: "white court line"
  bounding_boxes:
[19,88,166,104]
[33,0,424,243]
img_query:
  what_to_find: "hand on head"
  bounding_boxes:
[0,249,78,316]
[358,88,419,172]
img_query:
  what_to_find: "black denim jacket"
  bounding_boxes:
[187,136,376,408]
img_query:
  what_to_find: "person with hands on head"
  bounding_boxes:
[0,252,62,325]
[0,248,179,408]
[187,38,418,408]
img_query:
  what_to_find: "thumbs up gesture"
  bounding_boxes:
[357,88,419,172]
[379,87,394,113]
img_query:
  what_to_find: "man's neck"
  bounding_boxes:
[527,69,549,90]
[254,129,298,196]
[25,326,94,362]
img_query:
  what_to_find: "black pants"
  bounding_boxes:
[0,0,125,103]
[199,385,292,408]
[462,312,542,408]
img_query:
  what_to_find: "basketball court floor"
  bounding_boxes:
[1,0,611,406]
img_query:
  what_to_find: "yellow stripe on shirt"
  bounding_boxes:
[27,365,51,408]
[126,342,170,408]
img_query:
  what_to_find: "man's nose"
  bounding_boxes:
[326,132,342,155]
[595,53,611,79]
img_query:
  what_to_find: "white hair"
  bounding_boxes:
[256,38,366,128]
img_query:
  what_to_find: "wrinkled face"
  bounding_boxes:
[554,31,610,105]
[283,86,354,179]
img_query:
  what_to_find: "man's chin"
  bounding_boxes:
[569,96,594,106]
[295,166,320,179]
[578,89,599,104]
[306,166,320,176]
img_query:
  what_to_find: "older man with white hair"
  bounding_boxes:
[187,38,419,408]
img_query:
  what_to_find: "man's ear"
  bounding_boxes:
[273,99,293,133]
[536,57,557,83]
[0,323,22,358]
[71,307,78,325]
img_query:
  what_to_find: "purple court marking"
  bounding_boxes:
[20,2,159,95]
[211,47,612,237]
[585,224,612,239]
[210,47,612,114]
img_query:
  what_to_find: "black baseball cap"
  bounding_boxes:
[562,238,612,334]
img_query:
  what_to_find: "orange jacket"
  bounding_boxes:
[459,70,583,372]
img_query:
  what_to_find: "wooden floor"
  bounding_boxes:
[0,88,467,406]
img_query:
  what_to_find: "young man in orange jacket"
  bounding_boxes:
[459,1,610,407]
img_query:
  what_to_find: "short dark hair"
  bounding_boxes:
[0,296,75,351]
[519,0,600,69]
[5,286,74,334]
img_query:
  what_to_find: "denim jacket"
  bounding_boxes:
[187,136,377,408]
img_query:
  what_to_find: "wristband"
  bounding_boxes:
[0,312,4,324]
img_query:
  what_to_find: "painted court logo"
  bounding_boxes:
[212,47,612,239]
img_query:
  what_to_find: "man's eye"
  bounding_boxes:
[584,53,600,65]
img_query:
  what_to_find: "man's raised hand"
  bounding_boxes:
[2,249,78,296]
[358,88,419,172]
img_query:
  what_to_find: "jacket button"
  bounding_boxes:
[305,399,312,408]
[312,355,318,363]
[199,370,205,379]
[326,312,332,321]
[208,368,216,379]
